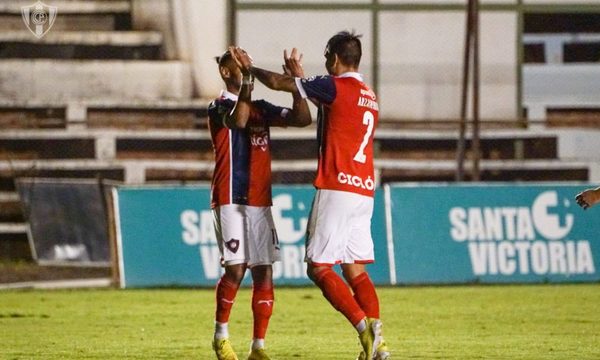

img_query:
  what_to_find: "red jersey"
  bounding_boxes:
[295,73,378,197]
[208,90,289,208]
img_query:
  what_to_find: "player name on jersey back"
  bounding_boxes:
[357,88,379,111]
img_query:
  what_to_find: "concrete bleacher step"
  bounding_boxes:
[0,128,559,171]
[70,99,209,129]
[0,108,64,129]
[0,1,131,15]
[524,64,600,121]
[377,159,590,182]
[269,128,560,160]
[0,0,131,31]
[0,168,124,192]
[0,127,581,184]
[0,192,18,202]
[0,158,592,186]
[0,60,193,102]
[0,99,210,129]
[0,31,163,60]
[0,138,96,160]
[0,131,210,161]
[0,192,24,223]
[0,223,27,234]
[547,109,600,128]
[0,129,212,164]
[0,227,30,260]
[378,133,557,161]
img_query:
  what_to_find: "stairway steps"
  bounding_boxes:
[0,1,130,15]
[0,31,163,60]
[0,60,193,102]
[0,1,131,31]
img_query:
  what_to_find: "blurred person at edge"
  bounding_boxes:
[576,187,600,210]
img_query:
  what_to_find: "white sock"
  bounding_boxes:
[251,338,265,350]
[214,321,229,340]
[355,319,367,334]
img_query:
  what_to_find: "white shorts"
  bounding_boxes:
[305,189,374,265]
[213,204,280,268]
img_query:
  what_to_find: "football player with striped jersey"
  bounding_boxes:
[231,31,390,360]
[209,49,311,360]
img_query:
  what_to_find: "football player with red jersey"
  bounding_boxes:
[231,31,390,360]
[209,49,310,360]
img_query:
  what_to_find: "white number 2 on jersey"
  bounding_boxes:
[353,111,374,164]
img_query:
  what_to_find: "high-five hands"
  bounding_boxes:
[282,48,304,78]
[229,46,304,78]
[229,46,253,75]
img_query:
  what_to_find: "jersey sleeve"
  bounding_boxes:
[294,75,336,104]
[250,100,290,127]
[207,98,235,128]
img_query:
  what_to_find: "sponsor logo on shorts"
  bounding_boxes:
[225,238,240,253]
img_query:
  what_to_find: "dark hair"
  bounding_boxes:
[215,50,232,67]
[324,30,362,67]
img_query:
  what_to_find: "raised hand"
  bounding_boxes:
[229,46,253,75]
[282,48,304,78]
[576,188,600,210]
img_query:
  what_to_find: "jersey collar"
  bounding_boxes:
[220,89,238,101]
[336,72,363,82]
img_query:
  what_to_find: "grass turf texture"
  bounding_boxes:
[1,285,599,359]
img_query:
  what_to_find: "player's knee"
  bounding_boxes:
[306,265,318,282]
[251,265,273,286]
[224,264,247,284]
[341,270,353,283]
[307,264,330,282]
[307,268,317,282]
[341,264,366,282]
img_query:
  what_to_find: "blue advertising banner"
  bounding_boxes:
[371,189,391,284]
[115,186,211,288]
[388,183,600,284]
[114,185,390,288]
[114,183,599,287]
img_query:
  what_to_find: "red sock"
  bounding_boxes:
[252,281,274,339]
[349,272,380,319]
[215,276,240,323]
[314,268,365,326]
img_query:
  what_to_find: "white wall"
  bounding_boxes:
[379,11,517,120]
[131,0,177,60]
[133,0,228,98]
[235,7,517,120]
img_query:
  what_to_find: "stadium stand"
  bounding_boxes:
[0,0,197,259]
[0,0,599,261]
[522,13,600,126]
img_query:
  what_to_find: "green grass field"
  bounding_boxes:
[1,284,599,359]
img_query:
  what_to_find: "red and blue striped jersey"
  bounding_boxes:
[208,90,289,208]
[295,73,379,197]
